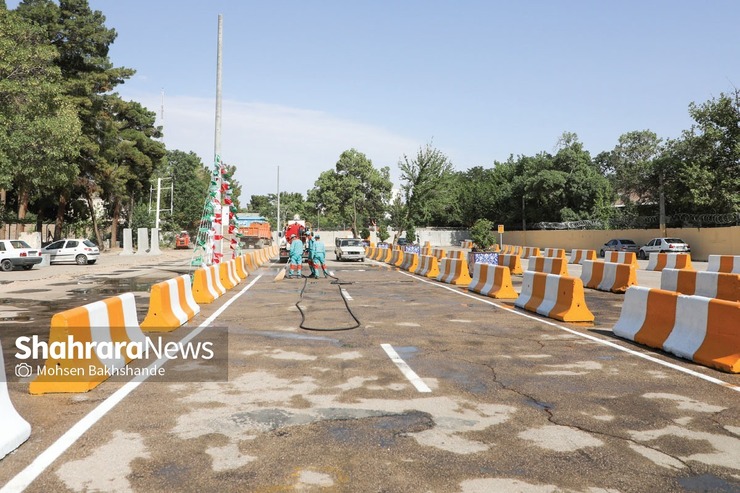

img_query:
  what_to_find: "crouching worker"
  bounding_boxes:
[288,234,304,278]
[312,234,328,278]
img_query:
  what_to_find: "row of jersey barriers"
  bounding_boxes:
[0,245,279,460]
[368,245,739,374]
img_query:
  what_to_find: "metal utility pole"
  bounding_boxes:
[276,166,281,236]
[214,14,224,258]
[155,177,162,230]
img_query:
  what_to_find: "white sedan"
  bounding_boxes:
[42,239,100,265]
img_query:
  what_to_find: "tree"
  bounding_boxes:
[159,150,210,237]
[673,90,740,214]
[308,149,392,236]
[469,218,496,251]
[0,7,82,221]
[17,0,136,248]
[397,143,455,235]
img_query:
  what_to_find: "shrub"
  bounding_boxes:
[469,219,496,251]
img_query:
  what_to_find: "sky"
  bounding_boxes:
[8,1,740,203]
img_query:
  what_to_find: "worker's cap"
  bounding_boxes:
[315,234,320,239]
[290,234,296,238]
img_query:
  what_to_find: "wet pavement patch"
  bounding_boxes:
[679,474,739,492]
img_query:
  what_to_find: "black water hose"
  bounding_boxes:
[295,269,361,331]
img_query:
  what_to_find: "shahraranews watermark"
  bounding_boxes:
[7,326,229,383]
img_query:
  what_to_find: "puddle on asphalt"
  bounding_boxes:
[247,331,339,344]
[679,474,739,492]
[0,275,170,324]
[5,289,50,294]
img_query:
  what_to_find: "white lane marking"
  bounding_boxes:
[398,271,740,393]
[341,289,353,300]
[1,275,263,493]
[381,343,432,393]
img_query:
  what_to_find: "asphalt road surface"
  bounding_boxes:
[1,249,738,493]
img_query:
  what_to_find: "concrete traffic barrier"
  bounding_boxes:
[219,260,237,290]
[581,260,637,293]
[141,275,201,332]
[234,255,249,280]
[244,252,257,272]
[707,255,740,274]
[436,257,473,285]
[542,248,566,258]
[604,251,639,268]
[417,255,440,278]
[461,240,474,249]
[192,265,226,304]
[498,254,523,275]
[646,253,694,272]
[613,286,740,373]
[380,247,392,263]
[1,341,31,459]
[521,247,541,259]
[431,248,447,260]
[401,253,419,272]
[448,250,466,260]
[515,271,594,322]
[389,249,404,267]
[468,263,518,299]
[660,269,740,302]
[569,249,596,264]
[366,247,376,260]
[527,256,569,276]
[29,293,148,394]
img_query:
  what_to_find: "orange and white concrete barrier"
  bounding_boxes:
[581,260,637,294]
[613,286,740,373]
[646,253,694,272]
[569,249,596,264]
[244,252,257,271]
[527,256,569,276]
[366,247,376,260]
[29,293,148,394]
[192,265,226,304]
[431,248,447,260]
[498,254,523,275]
[379,247,392,263]
[461,240,474,249]
[416,255,440,278]
[389,249,403,266]
[521,247,541,259]
[542,248,566,258]
[219,260,239,290]
[515,272,594,322]
[707,255,740,274]
[604,251,638,268]
[141,275,201,332]
[436,257,473,285]
[401,253,419,272]
[235,255,249,280]
[660,268,740,302]
[468,264,518,299]
[448,250,466,260]
[1,341,31,459]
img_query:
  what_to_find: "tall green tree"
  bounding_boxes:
[104,97,165,246]
[158,150,210,237]
[396,143,454,237]
[308,149,392,236]
[0,6,82,221]
[17,0,136,247]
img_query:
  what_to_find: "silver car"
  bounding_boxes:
[42,238,100,265]
[600,239,639,258]
[638,237,690,260]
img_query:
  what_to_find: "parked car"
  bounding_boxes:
[0,239,43,271]
[600,238,640,258]
[638,237,691,259]
[42,238,100,265]
[335,238,366,261]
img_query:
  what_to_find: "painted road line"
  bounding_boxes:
[381,343,432,393]
[399,271,740,393]
[1,275,264,493]
[341,289,353,300]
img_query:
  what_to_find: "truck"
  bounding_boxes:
[279,216,307,263]
[235,214,273,249]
